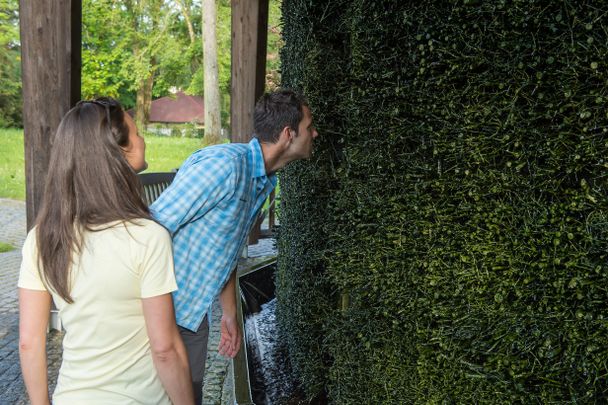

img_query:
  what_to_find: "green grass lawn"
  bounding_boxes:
[0,128,25,200]
[0,128,204,200]
[142,133,203,172]
[0,242,14,253]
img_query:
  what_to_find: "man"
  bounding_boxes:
[150,89,319,404]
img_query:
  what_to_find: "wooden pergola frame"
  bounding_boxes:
[19,0,270,230]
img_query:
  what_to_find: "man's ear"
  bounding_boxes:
[279,126,292,145]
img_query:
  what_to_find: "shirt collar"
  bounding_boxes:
[249,137,268,179]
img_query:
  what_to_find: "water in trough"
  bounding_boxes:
[237,260,301,404]
[244,298,298,404]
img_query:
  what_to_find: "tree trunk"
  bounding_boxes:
[202,0,221,145]
[176,0,195,45]
[135,70,154,128]
[132,0,158,130]
[144,76,153,123]
[135,78,146,128]
[143,57,155,123]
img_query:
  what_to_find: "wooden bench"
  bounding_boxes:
[139,172,177,206]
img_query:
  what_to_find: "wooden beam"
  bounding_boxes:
[20,0,81,230]
[230,0,269,143]
[231,0,270,245]
[255,0,269,105]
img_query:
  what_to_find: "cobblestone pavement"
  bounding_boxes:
[0,198,276,404]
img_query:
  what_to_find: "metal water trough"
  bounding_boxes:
[232,256,277,405]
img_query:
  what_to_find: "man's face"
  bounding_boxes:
[290,106,319,160]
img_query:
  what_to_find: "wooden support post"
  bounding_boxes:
[20,0,81,230]
[254,0,269,107]
[231,0,270,244]
[230,0,269,143]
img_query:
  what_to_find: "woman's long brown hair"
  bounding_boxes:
[35,98,150,303]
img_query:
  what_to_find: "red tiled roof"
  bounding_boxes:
[146,91,205,124]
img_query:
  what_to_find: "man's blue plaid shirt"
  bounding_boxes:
[150,138,277,331]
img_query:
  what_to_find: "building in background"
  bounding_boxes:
[129,91,205,137]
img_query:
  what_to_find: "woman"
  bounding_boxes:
[18,98,194,405]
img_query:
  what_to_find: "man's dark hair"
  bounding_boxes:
[253,89,308,143]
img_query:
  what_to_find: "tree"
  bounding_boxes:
[175,0,196,45]
[266,0,282,90]
[123,0,169,127]
[188,0,230,128]
[82,0,192,122]
[79,0,282,133]
[81,0,132,103]
[0,0,22,127]
[201,0,221,144]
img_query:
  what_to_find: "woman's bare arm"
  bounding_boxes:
[18,288,51,405]
[142,293,194,405]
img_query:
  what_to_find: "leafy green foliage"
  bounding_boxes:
[265,0,282,90]
[0,0,22,127]
[82,0,194,109]
[278,0,608,402]
[81,0,131,103]
[277,0,350,400]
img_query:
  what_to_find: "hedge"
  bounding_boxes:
[276,0,350,399]
[277,0,608,403]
